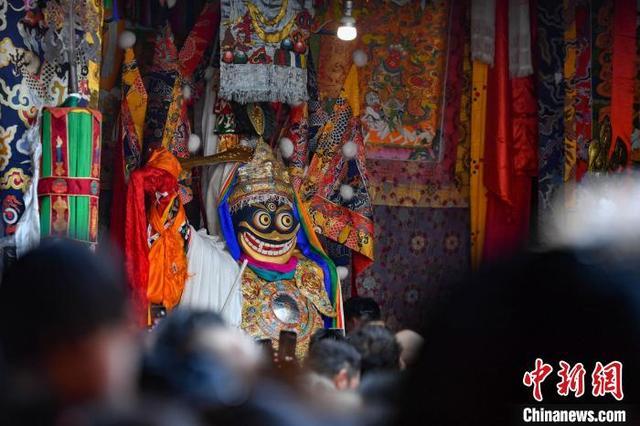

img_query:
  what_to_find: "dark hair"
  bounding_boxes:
[348,325,400,376]
[308,328,346,350]
[151,309,225,355]
[344,297,381,322]
[0,239,127,365]
[306,339,361,380]
[141,310,229,404]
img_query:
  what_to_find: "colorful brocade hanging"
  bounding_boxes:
[219,0,313,103]
[301,66,374,267]
[38,99,102,245]
[111,47,148,250]
[143,2,219,157]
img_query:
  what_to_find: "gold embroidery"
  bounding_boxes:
[249,15,296,44]
[246,0,289,27]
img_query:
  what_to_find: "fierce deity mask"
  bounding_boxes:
[229,141,300,264]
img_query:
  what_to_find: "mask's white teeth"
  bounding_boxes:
[242,232,294,257]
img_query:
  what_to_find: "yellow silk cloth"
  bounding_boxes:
[470,61,488,270]
[122,48,147,145]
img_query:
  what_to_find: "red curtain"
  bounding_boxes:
[482,0,538,263]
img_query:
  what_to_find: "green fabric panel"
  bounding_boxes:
[40,106,98,241]
[67,111,78,238]
[41,111,52,176]
[75,111,93,241]
[40,111,52,237]
[40,197,50,237]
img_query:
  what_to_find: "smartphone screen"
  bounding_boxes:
[278,330,298,363]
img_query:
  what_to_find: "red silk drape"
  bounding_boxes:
[482,0,538,263]
[124,149,181,324]
[610,0,637,161]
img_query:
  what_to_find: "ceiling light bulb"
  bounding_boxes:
[337,25,357,41]
[337,1,357,41]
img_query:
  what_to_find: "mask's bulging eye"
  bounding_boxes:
[253,210,271,230]
[276,211,294,232]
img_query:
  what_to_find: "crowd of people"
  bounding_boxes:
[0,240,426,425]
[2,177,640,425]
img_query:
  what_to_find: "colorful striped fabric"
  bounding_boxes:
[39,99,102,245]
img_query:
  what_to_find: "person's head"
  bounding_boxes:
[348,325,400,376]
[0,239,136,405]
[343,297,381,334]
[143,310,262,406]
[306,339,361,390]
[395,329,424,370]
[309,328,346,351]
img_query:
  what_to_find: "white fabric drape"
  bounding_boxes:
[15,124,41,258]
[471,0,496,65]
[179,226,242,328]
[508,0,533,77]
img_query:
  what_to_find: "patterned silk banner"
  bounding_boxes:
[536,0,565,226]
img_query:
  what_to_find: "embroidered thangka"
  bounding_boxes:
[563,0,578,185]
[301,65,374,264]
[38,100,102,244]
[143,3,218,157]
[314,2,355,101]
[347,0,470,207]
[0,1,102,239]
[358,1,447,161]
[590,0,612,165]
[219,0,313,104]
[536,0,565,226]
[574,1,591,181]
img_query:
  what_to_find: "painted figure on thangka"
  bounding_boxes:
[356,0,449,162]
